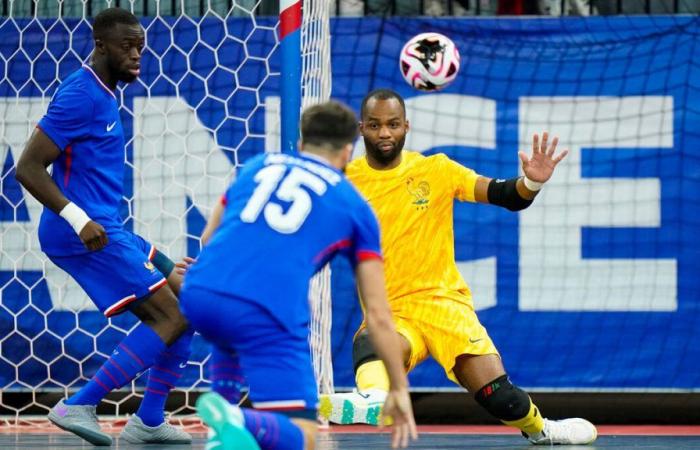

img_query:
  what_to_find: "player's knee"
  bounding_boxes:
[474,374,530,421]
[154,319,188,346]
[291,418,318,450]
[162,311,188,343]
[131,289,188,344]
[352,330,379,373]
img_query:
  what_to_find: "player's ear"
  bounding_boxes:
[358,121,364,133]
[343,142,353,163]
[94,38,106,55]
[405,119,410,132]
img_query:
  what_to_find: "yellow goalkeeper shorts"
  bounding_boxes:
[361,292,499,384]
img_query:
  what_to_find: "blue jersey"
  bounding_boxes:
[37,66,130,256]
[184,152,382,334]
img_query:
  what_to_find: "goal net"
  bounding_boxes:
[0,0,333,424]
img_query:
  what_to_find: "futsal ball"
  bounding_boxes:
[399,32,460,91]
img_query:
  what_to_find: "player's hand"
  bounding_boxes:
[379,388,417,448]
[79,221,108,251]
[518,132,568,184]
[175,256,197,276]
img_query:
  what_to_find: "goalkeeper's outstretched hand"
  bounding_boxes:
[519,131,568,184]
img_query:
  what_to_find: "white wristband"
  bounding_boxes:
[59,202,92,235]
[522,176,543,192]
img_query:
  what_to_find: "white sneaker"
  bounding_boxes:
[319,389,387,425]
[527,418,598,445]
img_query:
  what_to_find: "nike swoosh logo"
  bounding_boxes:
[469,338,484,344]
[106,122,116,131]
[179,362,188,369]
[357,392,370,399]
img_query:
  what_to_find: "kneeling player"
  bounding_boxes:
[179,101,417,450]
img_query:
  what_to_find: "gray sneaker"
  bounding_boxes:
[47,399,112,446]
[119,414,192,444]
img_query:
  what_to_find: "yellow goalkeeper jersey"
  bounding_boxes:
[346,151,480,305]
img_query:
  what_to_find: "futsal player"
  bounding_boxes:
[319,89,597,445]
[16,8,192,446]
[179,100,417,450]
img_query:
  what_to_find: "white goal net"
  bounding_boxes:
[0,0,333,424]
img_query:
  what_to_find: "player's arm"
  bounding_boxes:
[201,197,225,245]
[15,127,107,251]
[356,259,417,448]
[473,132,568,209]
[174,196,225,275]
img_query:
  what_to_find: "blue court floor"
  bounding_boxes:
[3,427,700,450]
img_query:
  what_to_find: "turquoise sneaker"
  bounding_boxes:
[196,392,260,450]
[205,429,224,450]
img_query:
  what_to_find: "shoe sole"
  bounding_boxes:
[197,393,259,450]
[48,411,113,446]
[319,395,382,425]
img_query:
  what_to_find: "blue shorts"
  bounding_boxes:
[49,233,167,317]
[180,286,318,417]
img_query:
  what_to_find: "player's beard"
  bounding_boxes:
[364,134,405,166]
[120,72,138,83]
[118,66,138,83]
[106,57,137,84]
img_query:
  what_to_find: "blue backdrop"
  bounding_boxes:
[1,16,699,391]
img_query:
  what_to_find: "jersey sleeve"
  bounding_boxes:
[37,82,94,151]
[350,200,383,265]
[439,154,480,202]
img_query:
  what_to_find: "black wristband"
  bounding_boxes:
[487,177,534,211]
[151,249,176,278]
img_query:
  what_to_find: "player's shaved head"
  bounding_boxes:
[301,101,359,151]
[361,88,406,120]
[93,8,140,40]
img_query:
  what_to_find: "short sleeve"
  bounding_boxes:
[38,82,94,151]
[351,200,383,265]
[439,154,480,202]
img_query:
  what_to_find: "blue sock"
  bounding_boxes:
[136,329,193,426]
[242,409,305,450]
[209,346,246,404]
[66,323,166,406]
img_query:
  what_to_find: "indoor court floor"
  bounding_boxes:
[2,424,700,450]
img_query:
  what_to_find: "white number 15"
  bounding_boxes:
[240,164,328,234]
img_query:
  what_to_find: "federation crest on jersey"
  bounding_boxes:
[406,177,430,210]
[144,261,156,272]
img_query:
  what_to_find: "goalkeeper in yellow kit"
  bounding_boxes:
[319,89,597,445]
